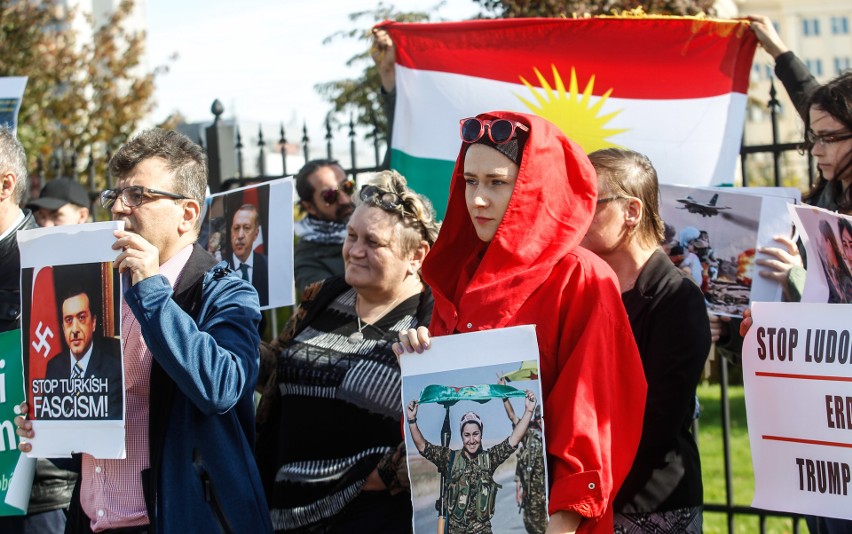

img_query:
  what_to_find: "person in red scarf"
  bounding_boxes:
[394,111,647,534]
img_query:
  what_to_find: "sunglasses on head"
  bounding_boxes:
[459,117,529,145]
[360,184,407,213]
[320,179,356,205]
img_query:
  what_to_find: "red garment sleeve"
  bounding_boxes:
[541,258,647,527]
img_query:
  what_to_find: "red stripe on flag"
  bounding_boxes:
[381,17,757,100]
[27,266,60,417]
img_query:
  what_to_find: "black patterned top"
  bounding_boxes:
[255,277,433,532]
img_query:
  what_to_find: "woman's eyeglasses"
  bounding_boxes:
[459,117,529,145]
[806,129,852,147]
[320,179,356,205]
[100,186,189,209]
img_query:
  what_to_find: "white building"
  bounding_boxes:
[740,0,852,187]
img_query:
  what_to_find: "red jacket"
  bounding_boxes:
[422,111,647,532]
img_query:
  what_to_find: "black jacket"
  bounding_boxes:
[615,249,711,513]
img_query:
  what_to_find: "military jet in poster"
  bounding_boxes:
[676,194,732,217]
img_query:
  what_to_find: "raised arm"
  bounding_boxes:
[406,399,429,453]
[498,375,521,425]
[508,391,536,448]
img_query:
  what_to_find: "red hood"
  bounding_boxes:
[423,111,597,333]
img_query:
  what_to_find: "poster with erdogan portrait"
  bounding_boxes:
[17,221,125,459]
[199,177,294,309]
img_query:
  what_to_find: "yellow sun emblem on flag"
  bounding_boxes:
[515,66,628,153]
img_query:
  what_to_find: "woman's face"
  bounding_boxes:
[463,144,519,243]
[581,178,628,255]
[343,205,412,295]
[841,227,852,270]
[809,106,852,184]
[461,422,482,455]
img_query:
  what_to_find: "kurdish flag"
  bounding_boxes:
[418,384,526,406]
[379,17,758,217]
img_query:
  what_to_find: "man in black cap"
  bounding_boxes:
[27,177,90,227]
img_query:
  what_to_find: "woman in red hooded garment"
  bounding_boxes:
[395,111,647,533]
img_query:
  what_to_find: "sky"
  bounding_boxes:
[145,0,480,130]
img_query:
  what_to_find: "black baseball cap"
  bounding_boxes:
[27,178,90,211]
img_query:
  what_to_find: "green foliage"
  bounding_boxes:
[314,2,437,135]
[472,0,717,18]
[0,0,162,187]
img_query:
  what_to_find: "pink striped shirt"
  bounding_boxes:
[81,244,194,531]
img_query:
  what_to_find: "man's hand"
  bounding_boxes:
[14,402,34,453]
[113,230,161,285]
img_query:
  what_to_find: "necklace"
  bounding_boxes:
[348,293,404,344]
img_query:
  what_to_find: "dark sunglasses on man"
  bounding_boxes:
[320,179,356,205]
[100,185,189,209]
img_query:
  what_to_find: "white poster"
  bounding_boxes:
[0,77,27,132]
[200,177,294,309]
[17,222,125,458]
[789,205,852,304]
[399,325,548,534]
[743,301,852,520]
[659,184,794,316]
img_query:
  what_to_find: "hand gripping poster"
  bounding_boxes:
[199,177,294,309]
[399,325,548,534]
[18,222,125,458]
[742,301,852,520]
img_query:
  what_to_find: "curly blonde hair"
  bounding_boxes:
[359,170,440,256]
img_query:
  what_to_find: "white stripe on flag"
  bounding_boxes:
[393,65,746,187]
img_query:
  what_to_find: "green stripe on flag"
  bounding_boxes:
[418,384,525,406]
[390,149,455,220]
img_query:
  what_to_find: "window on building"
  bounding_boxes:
[831,16,849,35]
[805,59,824,76]
[835,57,851,74]
[802,18,821,37]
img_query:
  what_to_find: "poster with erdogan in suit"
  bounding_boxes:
[199,177,294,309]
[18,221,125,459]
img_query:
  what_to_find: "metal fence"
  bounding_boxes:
[33,76,820,534]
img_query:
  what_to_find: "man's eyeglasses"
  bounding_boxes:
[320,179,356,205]
[100,186,189,209]
[459,117,529,145]
[805,129,852,147]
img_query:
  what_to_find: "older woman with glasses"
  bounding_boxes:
[395,111,646,534]
[255,170,439,533]
[581,148,710,534]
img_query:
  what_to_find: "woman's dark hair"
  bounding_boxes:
[803,72,852,213]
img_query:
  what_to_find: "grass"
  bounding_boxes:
[697,383,806,534]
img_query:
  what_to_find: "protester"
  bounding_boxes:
[15,128,272,533]
[582,148,710,533]
[394,111,647,534]
[293,159,355,292]
[740,18,852,534]
[256,170,438,532]
[27,177,91,227]
[0,127,77,534]
[405,391,538,534]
